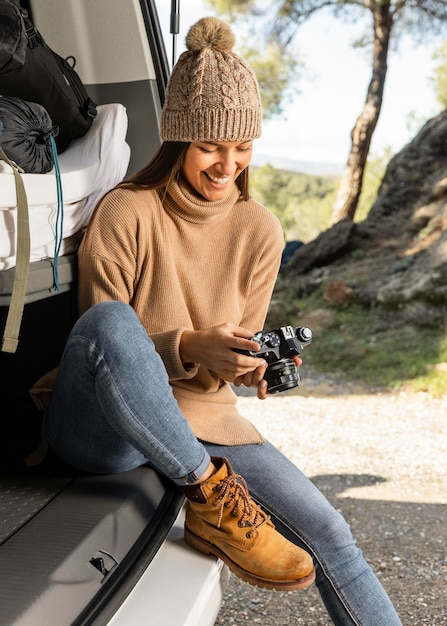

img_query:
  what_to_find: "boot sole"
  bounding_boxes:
[184,527,316,591]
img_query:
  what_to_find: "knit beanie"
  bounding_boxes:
[160,17,262,142]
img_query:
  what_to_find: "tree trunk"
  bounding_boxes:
[330,4,393,225]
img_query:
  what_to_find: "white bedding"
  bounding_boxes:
[0,103,131,270]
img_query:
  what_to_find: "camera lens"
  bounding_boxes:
[265,359,300,394]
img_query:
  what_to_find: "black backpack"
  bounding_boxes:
[0,1,97,153]
[0,0,27,73]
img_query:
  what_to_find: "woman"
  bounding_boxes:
[44,17,402,625]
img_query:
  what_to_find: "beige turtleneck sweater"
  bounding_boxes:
[77,177,285,445]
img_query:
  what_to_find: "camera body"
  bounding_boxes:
[236,325,313,394]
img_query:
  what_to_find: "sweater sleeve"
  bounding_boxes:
[77,189,139,313]
[150,328,199,381]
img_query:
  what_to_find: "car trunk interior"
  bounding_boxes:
[0,2,184,625]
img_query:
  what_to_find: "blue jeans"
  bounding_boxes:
[47,302,402,626]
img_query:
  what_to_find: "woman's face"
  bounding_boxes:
[181,140,253,201]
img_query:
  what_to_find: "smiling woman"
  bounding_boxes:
[158,12,260,204]
[34,13,402,626]
[182,140,253,201]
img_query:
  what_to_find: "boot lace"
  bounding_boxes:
[212,473,269,537]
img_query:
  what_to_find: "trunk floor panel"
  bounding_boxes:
[0,466,180,626]
[0,471,75,545]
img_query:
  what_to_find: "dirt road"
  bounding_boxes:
[215,377,447,625]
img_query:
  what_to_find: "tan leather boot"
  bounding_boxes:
[181,458,315,591]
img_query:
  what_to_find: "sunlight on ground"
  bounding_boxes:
[336,481,446,505]
[234,392,447,506]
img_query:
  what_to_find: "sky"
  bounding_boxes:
[155,1,444,172]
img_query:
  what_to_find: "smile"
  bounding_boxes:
[204,172,231,184]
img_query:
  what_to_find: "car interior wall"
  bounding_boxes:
[26,0,168,173]
[0,289,78,464]
[0,1,170,466]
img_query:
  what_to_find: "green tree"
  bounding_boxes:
[431,40,447,108]
[206,0,447,224]
[250,164,338,240]
[241,44,299,118]
[250,164,296,232]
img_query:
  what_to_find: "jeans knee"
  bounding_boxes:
[80,301,141,337]
[70,302,151,358]
[85,300,134,325]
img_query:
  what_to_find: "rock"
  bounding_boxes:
[283,219,355,276]
[276,107,447,328]
[411,200,446,232]
[323,282,355,307]
[377,272,439,305]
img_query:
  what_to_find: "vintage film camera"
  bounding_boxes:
[236,325,313,394]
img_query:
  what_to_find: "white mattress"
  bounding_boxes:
[0,103,131,270]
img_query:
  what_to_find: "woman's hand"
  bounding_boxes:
[180,323,267,380]
[180,325,302,400]
[233,364,269,398]
[234,355,303,400]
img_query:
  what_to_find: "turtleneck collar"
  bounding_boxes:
[161,174,241,224]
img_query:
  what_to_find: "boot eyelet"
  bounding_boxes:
[246,531,252,539]
[231,509,238,517]
[238,521,244,528]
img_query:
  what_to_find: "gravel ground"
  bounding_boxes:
[215,372,447,626]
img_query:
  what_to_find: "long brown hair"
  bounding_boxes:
[118,141,251,200]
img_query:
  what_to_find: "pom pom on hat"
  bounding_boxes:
[160,17,262,142]
[185,16,235,52]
